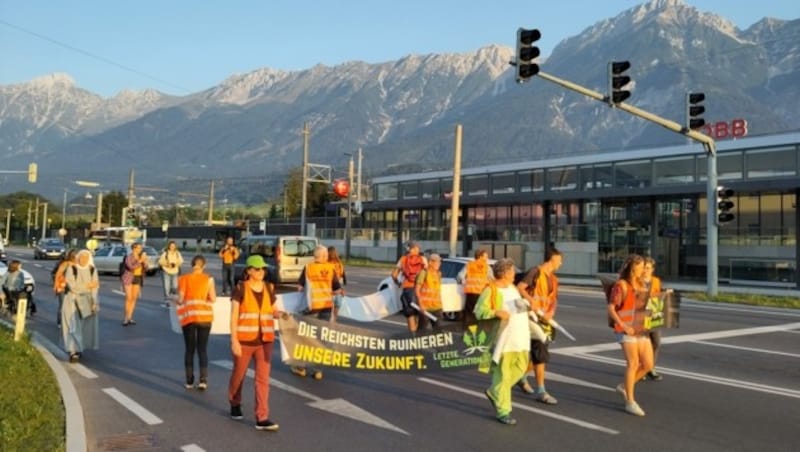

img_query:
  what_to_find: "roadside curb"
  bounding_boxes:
[0,318,86,452]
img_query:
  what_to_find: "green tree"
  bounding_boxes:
[282,166,334,217]
[101,191,129,226]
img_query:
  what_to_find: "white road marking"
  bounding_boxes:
[70,363,98,379]
[33,263,43,268]
[418,377,618,435]
[694,340,800,359]
[553,322,800,355]
[681,301,800,318]
[112,290,125,296]
[210,360,408,434]
[569,353,800,399]
[102,387,163,425]
[181,444,206,452]
[543,371,615,392]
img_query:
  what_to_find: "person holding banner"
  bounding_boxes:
[607,254,653,417]
[643,257,665,381]
[391,241,428,334]
[476,258,530,426]
[176,255,216,390]
[414,253,443,330]
[457,249,492,328]
[291,245,343,380]
[515,248,562,405]
[228,255,280,431]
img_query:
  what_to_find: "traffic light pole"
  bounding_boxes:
[533,70,719,295]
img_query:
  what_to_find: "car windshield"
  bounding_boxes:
[43,239,64,246]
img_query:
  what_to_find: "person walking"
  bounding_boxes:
[159,240,184,308]
[52,249,78,328]
[414,253,444,331]
[458,249,493,328]
[176,255,216,390]
[291,245,343,380]
[391,241,428,334]
[121,242,148,326]
[218,237,240,296]
[61,250,100,362]
[643,257,665,381]
[607,254,654,416]
[515,248,563,404]
[476,258,530,425]
[328,246,346,318]
[228,255,280,431]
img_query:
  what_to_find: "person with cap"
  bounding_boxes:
[414,253,444,331]
[291,245,343,380]
[228,254,281,431]
[176,255,216,390]
[391,241,428,334]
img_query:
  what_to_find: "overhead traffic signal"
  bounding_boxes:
[27,163,37,183]
[608,61,632,104]
[716,186,735,224]
[515,28,541,83]
[332,179,350,198]
[686,92,706,131]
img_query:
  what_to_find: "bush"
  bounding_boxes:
[0,326,65,452]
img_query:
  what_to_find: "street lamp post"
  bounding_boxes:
[162,221,169,248]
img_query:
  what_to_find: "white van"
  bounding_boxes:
[235,235,319,284]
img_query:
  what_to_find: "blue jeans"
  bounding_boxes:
[162,272,179,299]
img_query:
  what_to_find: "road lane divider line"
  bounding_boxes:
[694,340,800,359]
[181,444,206,452]
[112,290,125,296]
[71,363,98,379]
[680,301,800,318]
[211,360,408,434]
[553,322,800,355]
[418,377,619,435]
[570,353,800,399]
[102,387,163,425]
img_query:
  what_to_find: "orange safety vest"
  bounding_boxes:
[220,247,238,264]
[417,270,442,310]
[529,267,558,318]
[306,262,335,311]
[177,272,214,327]
[476,282,501,318]
[464,260,489,295]
[400,254,425,288]
[611,280,638,333]
[236,281,275,342]
[649,276,662,298]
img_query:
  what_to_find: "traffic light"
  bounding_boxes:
[27,163,37,183]
[332,179,350,198]
[686,92,706,130]
[515,28,541,83]
[716,186,735,224]
[608,61,631,104]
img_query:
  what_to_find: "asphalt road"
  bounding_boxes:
[9,247,800,452]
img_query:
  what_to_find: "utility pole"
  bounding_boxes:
[128,168,135,209]
[34,198,39,231]
[61,190,67,229]
[300,122,310,235]
[26,201,31,243]
[207,180,215,225]
[95,192,103,228]
[41,203,48,239]
[357,147,363,203]
[345,154,354,260]
[449,125,463,258]
[5,209,12,243]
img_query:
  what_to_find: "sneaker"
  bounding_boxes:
[535,392,558,405]
[625,400,646,416]
[255,419,279,431]
[647,370,663,381]
[230,405,243,420]
[291,366,307,377]
[496,415,517,425]
[312,370,323,380]
[197,381,208,391]
[484,389,498,412]
[185,377,194,389]
[615,383,627,401]
[517,378,534,394]
[69,353,80,363]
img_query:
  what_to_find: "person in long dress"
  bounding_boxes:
[62,249,100,362]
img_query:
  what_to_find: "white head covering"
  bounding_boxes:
[76,249,95,269]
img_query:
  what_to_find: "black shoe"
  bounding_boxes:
[496,415,517,425]
[230,405,243,420]
[647,370,663,381]
[255,419,279,431]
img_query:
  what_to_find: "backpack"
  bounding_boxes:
[53,264,68,294]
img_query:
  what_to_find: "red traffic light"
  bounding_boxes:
[333,179,350,198]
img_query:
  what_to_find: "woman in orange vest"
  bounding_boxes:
[607,254,653,416]
[176,255,216,390]
[414,253,443,330]
[643,257,664,381]
[228,254,280,431]
[458,249,492,328]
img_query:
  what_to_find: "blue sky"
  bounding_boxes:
[0,0,796,97]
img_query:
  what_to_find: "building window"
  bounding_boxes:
[519,170,544,193]
[376,183,397,201]
[465,175,488,196]
[746,147,796,179]
[655,156,695,185]
[580,166,594,190]
[420,179,440,200]
[698,152,743,181]
[615,160,651,188]
[400,182,418,200]
[595,164,613,189]
[491,172,516,195]
[548,167,577,191]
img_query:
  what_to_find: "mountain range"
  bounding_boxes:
[1,0,798,202]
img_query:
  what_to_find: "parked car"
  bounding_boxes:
[0,239,7,263]
[234,235,319,284]
[34,238,67,260]
[92,244,159,276]
[0,260,36,299]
